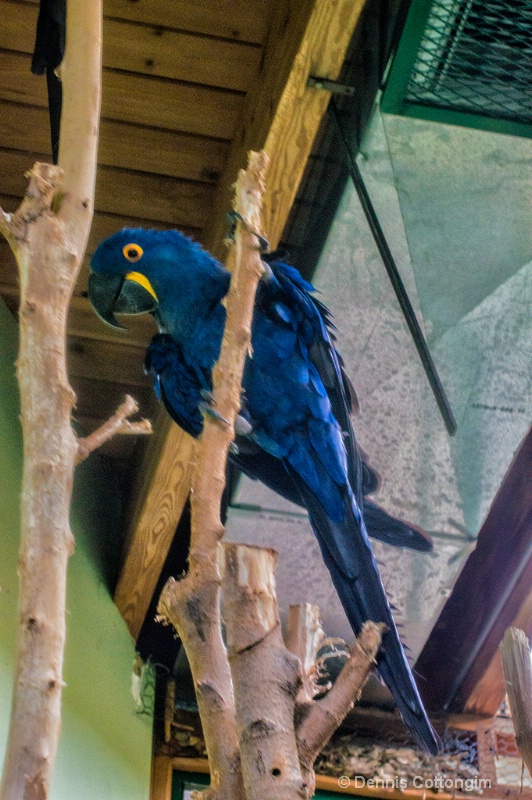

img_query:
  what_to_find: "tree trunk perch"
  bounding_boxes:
[0,4,146,798]
[223,543,308,800]
[285,603,326,706]
[157,151,269,800]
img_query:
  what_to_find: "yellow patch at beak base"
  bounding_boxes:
[125,271,158,301]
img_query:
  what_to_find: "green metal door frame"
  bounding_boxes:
[381,0,532,139]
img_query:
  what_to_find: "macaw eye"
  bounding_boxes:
[123,243,144,262]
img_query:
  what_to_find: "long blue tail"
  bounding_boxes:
[291,473,440,755]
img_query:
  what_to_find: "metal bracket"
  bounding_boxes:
[307,76,356,96]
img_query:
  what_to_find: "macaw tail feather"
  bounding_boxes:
[290,472,441,756]
[362,500,433,552]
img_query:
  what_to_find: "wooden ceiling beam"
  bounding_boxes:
[205,0,367,258]
[415,426,532,716]
[114,0,368,640]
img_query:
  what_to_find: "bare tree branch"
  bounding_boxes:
[0,2,102,797]
[57,0,102,244]
[296,622,383,792]
[157,151,269,800]
[75,395,152,464]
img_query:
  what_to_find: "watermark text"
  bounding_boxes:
[336,775,491,792]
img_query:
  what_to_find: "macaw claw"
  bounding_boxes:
[199,401,229,427]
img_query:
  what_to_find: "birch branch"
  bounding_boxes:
[0,3,102,798]
[157,150,269,800]
[296,622,383,793]
[500,627,532,778]
[75,395,152,464]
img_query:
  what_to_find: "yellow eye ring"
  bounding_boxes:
[122,243,144,262]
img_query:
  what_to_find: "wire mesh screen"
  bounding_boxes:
[404,0,532,124]
[478,716,532,795]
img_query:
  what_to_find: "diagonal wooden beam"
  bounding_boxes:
[205,0,368,258]
[150,755,172,800]
[113,411,197,638]
[113,0,368,640]
[465,588,532,717]
[415,426,532,716]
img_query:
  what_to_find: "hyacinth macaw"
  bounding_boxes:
[89,228,439,754]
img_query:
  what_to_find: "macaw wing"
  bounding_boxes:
[268,261,365,505]
[144,333,207,438]
[241,261,440,753]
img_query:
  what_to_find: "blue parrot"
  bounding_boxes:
[89,228,439,754]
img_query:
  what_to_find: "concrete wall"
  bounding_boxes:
[0,298,152,798]
[313,112,532,654]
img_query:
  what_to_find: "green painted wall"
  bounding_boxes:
[0,298,152,799]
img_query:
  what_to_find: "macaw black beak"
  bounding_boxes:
[88,271,158,329]
[88,272,127,329]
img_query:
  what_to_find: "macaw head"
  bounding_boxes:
[88,227,229,331]
[89,228,162,329]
